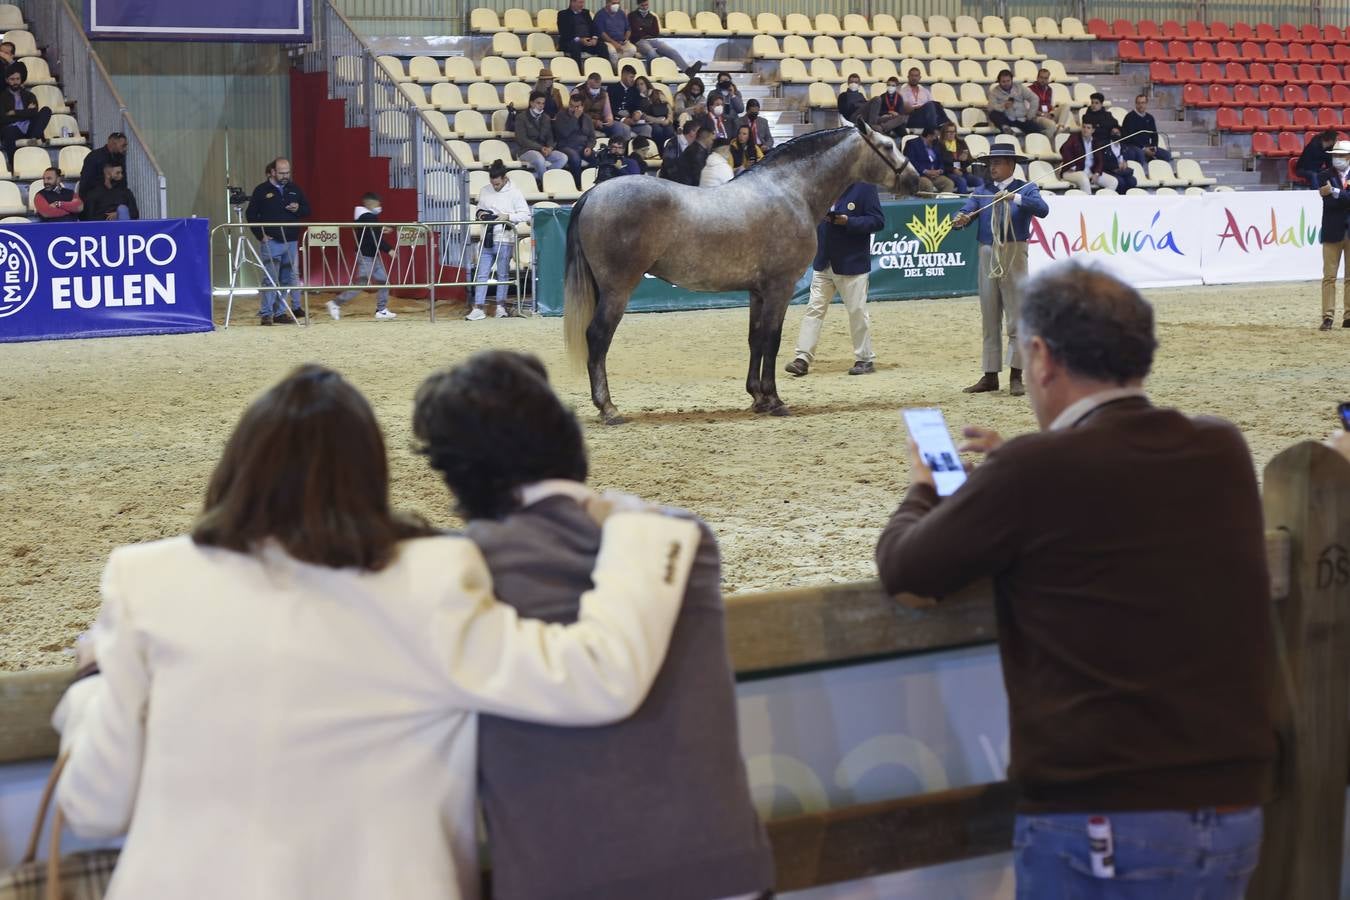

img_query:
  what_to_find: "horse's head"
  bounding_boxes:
[855,121,921,197]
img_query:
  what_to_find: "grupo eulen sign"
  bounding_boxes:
[0,219,212,344]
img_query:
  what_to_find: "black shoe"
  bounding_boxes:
[848,360,875,375]
[274,314,295,324]
[259,315,273,326]
[684,61,704,79]
[290,307,307,319]
[963,373,999,393]
[1343,318,1349,328]
[784,357,809,377]
[1321,318,1334,331]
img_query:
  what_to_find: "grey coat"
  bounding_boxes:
[469,495,775,900]
[515,108,556,153]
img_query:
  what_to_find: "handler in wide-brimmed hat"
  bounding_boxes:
[951,142,1048,396]
[1317,139,1350,331]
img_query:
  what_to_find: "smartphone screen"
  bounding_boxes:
[901,408,968,497]
[1339,401,1350,430]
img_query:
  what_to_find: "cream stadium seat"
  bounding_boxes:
[502,82,531,109]
[1009,16,1035,37]
[431,82,469,111]
[1184,186,1206,196]
[377,56,410,83]
[507,169,548,202]
[649,57,680,81]
[502,9,541,33]
[1149,159,1189,187]
[548,56,581,81]
[470,9,502,33]
[807,81,836,108]
[12,146,47,180]
[956,59,986,83]
[784,13,818,36]
[1023,132,1058,160]
[58,145,89,176]
[782,34,813,59]
[1051,82,1073,110]
[961,107,994,134]
[928,36,959,60]
[813,36,845,59]
[32,84,68,113]
[959,82,987,108]
[1034,17,1061,38]
[928,16,959,38]
[954,15,981,36]
[452,109,491,139]
[778,58,811,83]
[525,33,559,58]
[1011,38,1046,61]
[696,12,729,35]
[1054,132,1069,153]
[0,181,24,215]
[1177,159,1216,187]
[927,59,956,82]
[579,166,598,192]
[900,15,929,38]
[423,109,455,139]
[583,57,615,79]
[843,14,874,36]
[756,13,788,36]
[665,10,697,34]
[467,170,490,199]
[515,56,544,82]
[542,168,580,201]
[616,58,646,78]
[493,32,526,58]
[964,134,991,157]
[1154,186,1178,195]
[3,29,34,57]
[536,8,557,32]
[489,108,512,137]
[873,14,900,35]
[984,60,1012,82]
[809,58,840,82]
[477,139,522,168]
[1109,106,1126,126]
[956,36,989,60]
[1127,160,1158,188]
[1061,17,1094,40]
[869,58,898,81]
[1072,83,1098,106]
[1062,188,1087,196]
[867,80,887,98]
[1213,185,1234,192]
[1126,187,1149,195]
[0,5,23,31]
[982,16,1012,37]
[931,82,960,109]
[1043,59,1076,84]
[815,14,845,36]
[446,139,480,169]
[479,56,514,82]
[334,55,361,83]
[399,83,432,109]
[1013,59,1039,82]
[444,56,477,83]
[901,59,930,80]
[1029,160,1071,190]
[466,82,504,111]
[25,179,41,211]
[841,35,874,59]
[408,56,444,84]
[838,58,868,82]
[982,37,1010,60]
[726,12,755,34]
[898,35,930,60]
[871,35,898,58]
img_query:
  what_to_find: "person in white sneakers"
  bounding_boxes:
[470,161,530,320]
[328,191,397,321]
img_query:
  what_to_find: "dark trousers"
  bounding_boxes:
[950,172,984,193]
[565,44,608,66]
[906,101,949,131]
[988,110,1041,135]
[1295,168,1324,188]
[1,107,52,163]
[1112,166,1138,193]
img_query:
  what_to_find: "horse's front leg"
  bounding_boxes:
[757,283,794,416]
[746,292,768,412]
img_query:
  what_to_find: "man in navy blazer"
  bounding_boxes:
[1317,140,1350,330]
[786,181,885,376]
[903,127,956,195]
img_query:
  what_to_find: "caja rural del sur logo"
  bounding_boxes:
[871,205,966,277]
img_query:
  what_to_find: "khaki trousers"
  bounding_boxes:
[1322,239,1350,321]
[978,242,1027,372]
[1063,170,1118,194]
[795,266,875,364]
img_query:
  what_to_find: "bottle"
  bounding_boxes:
[1087,816,1115,878]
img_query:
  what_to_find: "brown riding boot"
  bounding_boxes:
[963,372,999,393]
[1009,368,1025,397]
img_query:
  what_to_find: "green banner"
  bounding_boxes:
[532,198,977,316]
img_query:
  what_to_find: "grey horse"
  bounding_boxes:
[563,123,921,424]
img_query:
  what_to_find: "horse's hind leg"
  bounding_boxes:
[587,291,629,425]
[757,282,795,416]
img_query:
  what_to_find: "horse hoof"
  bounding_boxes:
[769,404,791,417]
[602,413,629,426]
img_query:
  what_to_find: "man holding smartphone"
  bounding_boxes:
[784,182,885,377]
[876,264,1276,900]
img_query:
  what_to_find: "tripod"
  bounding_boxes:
[221,193,303,329]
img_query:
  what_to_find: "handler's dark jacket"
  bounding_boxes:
[245,179,311,243]
[813,182,884,276]
[1320,169,1350,244]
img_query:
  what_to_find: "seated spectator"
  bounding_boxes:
[900,66,949,132]
[558,0,607,66]
[1296,129,1337,189]
[729,124,764,172]
[674,125,713,185]
[700,138,735,186]
[608,65,653,139]
[905,126,956,194]
[1057,122,1119,194]
[33,166,83,222]
[593,0,639,66]
[78,132,128,199]
[594,136,634,183]
[706,91,732,141]
[413,349,774,900]
[471,161,530,321]
[866,76,908,136]
[635,75,674,147]
[532,68,568,117]
[0,41,26,84]
[674,76,707,122]
[987,69,1047,137]
[626,135,657,172]
[577,73,631,139]
[554,92,598,179]
[628,0,701,76]
[516,91,570,182]
[82,161,139,221]
[1121,93,1173,163]
[1104,127,1140,193]
[738,98,773,150]
[1078,93,1116,136]
[938,121,982,194]
[1,64,51,169]
[658,119,700,180]
[1028,67,1074,134]
[328,191,395,322]
[838,73,868,125]
[53,363,700,900]
[709,72,745,120]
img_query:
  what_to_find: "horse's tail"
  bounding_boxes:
[563,190,598,372]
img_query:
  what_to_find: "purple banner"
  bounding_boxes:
[85,0,311,42]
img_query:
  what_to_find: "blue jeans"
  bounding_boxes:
[259,238,300,317]
[335,255,389,311]
[473,240,513,306]
[1014,808,1262,900]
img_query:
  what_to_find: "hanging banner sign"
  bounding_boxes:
[85,0,311,42]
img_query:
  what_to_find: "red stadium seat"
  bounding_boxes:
[1308,84,1332,106]
[1261,84,1288,107]
[1281,85,1308,107]
[1137,20,1161,39]
[1086,18,1111,38]
[1310,43,1331,62]
[1266,108,1292,131]
[1166,40,1191,59]
[1239,108,1267,132]
[1272,62,1298,83]
[1210,21,1232,41]
[1297,63,1327,83]
[1277,132,1304,156]
[1287,157,1303,182]
[1318,108,1341,129]
[1160,20,1184,39]
[1216,62,1243,83]
[1287,43,1310,62]
[1279,24,1300,42]
[1291,107,1316,130]
[1334,44,1350,62]
[1232,22,1254,41]
[1186,20,1208,40]
[1142,39,1168,61]
[1324,25,1348,45]
[1318,64,1340,83]
[1240,42,1265,63]
[1263,42,1288,62]
[1119,39,1144,62]
[1206,84,1236,107]
[1112,18,1137,38]
[1251,131,1277,156]
[1149,61,1174,83]
[1301,24,1321,42]
[1332,84,1350,105]
[1246,62,1272,83]
[1190,41,1216,61]
[1182,83,1209,107]
[1232,83,1259,107]
[1173,61,1200,83]
[1217,107,1241,132]
[1255,23,1276,41]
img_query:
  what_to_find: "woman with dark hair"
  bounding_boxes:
[729,124,764,173]
[673,75,706,121]
[634,75,673,148]
[52,364,701,900]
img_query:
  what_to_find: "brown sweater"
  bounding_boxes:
[875,396,1276,813]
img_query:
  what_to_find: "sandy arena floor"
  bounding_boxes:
[1,282,1345,670]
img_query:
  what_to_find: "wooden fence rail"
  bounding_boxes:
[1,441,1347,895]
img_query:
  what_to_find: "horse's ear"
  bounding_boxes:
[857,119,873,137]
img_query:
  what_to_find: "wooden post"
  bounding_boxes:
[1249,442,1350,900]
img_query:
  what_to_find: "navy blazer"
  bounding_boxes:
[957,179,1049,246]
[813,182,885,276]
[903,137,942,175]
[1321,170,1350,244]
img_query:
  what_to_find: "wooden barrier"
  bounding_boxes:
[0,441,1346,894]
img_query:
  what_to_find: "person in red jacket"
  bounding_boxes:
[33,166,82,222]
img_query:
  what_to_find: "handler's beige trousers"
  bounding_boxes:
[794,266,875,364]
[1322,238,1350,321]
[978,242,1028,372]
[1063,171,1119,194]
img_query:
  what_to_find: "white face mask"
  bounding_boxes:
[848,82,860,91]
[711,105,723,116]
[886,85,897,95]
[589,87,601,96]
[1334,157,1350,172]
[609,3,620,11]
[530,106,543,116]
[370,206,382,215]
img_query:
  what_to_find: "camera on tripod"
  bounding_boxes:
[227,185,248,208]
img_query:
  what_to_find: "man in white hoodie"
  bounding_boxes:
[470,161,531,320]
[328,191,396,321]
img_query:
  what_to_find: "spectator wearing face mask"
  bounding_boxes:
[709,72,744,119]
[627,0,702,77]
[737,98,772,150]
[1316,140,1350,331]
[558,0,607,66]
[865,76,907,136]
[838,74,868,125]
[328,192,396,322]
[576,74,632,140]
[593,0,639,67]
[554,92,598,180]
[516,91,570,182]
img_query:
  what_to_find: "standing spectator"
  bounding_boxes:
[866,76,908,136]
[328,191,396,322]
[1317,140,1350,330]
[1078,93,1116,136]
[78,132,127,199]
[593,0,639,67]
[785,181,885,377]
[738,98,773,150]
[1057,122,1119,194]
[412,350,774,900]
[1,64,51,169]
[838,73,868,125]
[1297,130,1338,189]
[876,264,1275,900]
[674,125,713,185]
[53,364,702,900]
[951,144,1049,396]
[1027,67,1074,134]
[471,161,530,321]
[516,91,569,182]
[905,126,956,194]
[532,68,568,117]
[710,72,745,119]
[674,76,707,121]
[608,65,653,139]
[558,0,606,66]
[554,92,598,179]
[987,69,1045,136]
[658,119,700,180]
[81,161,139,222]
[577,73,631,139]
[636,76,673,147]
[628,0,701,76]
[938,121,982,194]
[699,138,734,186]
[33,166,83,222]
[1121,94,1173,163]
[900,66,949,132]
[1104,127,1140,193]
[244,157,310,325]
[728,124,763,172]
[0,42,27,84]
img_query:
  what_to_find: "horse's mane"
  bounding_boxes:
[737,127,857,178]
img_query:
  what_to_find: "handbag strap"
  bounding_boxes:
[21,753,68,864]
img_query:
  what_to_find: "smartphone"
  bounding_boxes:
[1339,401,1350,430]
[901,408,968,497]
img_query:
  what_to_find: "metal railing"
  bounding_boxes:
[18,0,169,219]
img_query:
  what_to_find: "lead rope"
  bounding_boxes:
[987,191,1013,279]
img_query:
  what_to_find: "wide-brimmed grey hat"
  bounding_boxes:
[1330,140,1350,156]
[977,141,1030,165]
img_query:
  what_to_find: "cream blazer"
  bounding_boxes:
[53,513,699,900]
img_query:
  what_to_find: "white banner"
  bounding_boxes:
[1026,194,1202,288]
[1197,189,1341,284]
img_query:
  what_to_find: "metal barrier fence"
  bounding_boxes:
[426,217,535,316]
[17,0,169,219]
